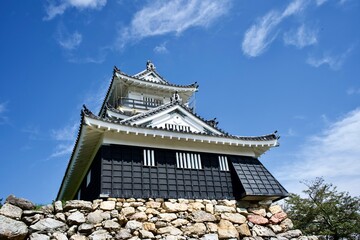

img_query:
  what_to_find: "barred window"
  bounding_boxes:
[165,123,191,132]
[219,156,229,171]
[176,152,202,169]
[143,97,163,106]
[143,149,155,166]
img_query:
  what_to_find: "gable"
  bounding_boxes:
[138,71,167,84]
[127,105,223,135]
[148,111,204,133]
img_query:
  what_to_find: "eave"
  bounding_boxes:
[85,115,278,155]
[56,113,103,201]
[115,72,198,92]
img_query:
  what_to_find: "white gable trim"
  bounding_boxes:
[127,104,223,135]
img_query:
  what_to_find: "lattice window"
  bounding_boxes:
[176,152,202,169]
[143,149,155,167]
[219,156,229,171]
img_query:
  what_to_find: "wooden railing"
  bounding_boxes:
[118,97,163,110]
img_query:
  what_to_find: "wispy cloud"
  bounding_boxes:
[49,122,78,159]
[116,0,231,49]
[347,87,360,95]
[306,47,353,70]
[22,125,41,140]
[277,108,360,196]
[44,0,107,20]
[242,0,309,57]
[51,123,77,141]
[0,102,6,114]
[286,128,297,137]
[82,76,111,113]
[315,0,328,6]
[283,24,318,48]
[56,26,83,50]
[50,143,74,158]
[48,75,108,159]
[0,101,9,125]
[66,46,109,64]
[154,42,169,54]
[54,23,109,63]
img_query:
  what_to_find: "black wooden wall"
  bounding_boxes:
[76,150,102,201]
[100,144,236,199]
[75,144,287,201]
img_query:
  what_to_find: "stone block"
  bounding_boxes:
[0,215,28,240]
[99,201,115,211]
[217,220,239,239]
[0,203,23,219]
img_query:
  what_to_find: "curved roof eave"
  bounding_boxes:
[86,112,279,146]
[115,71,199,91]
[56,110,86,201]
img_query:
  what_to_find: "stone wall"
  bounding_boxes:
[0,195,317,240]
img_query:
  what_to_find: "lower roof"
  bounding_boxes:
[230,157,288,201]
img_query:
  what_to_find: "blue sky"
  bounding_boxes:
[0,0,359,204]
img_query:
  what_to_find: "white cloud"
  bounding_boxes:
[154,42,169,54]
[306,47,353,70]
[277,108,360,197]
[44,0,106,20]
[242,0,309,57]
[242,11,282,57]
[57,30,83,50]
[283,24,318,48]
[116,0,231,49]
[68,0,106,8]
[282,0,309,17]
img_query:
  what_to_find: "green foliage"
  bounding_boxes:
[285,177,360,240]
[0,198,3,208]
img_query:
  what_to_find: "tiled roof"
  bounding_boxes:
[99,66,199,117]
[114,66,199,89]
[104,103,133,118]
[230,157,288,199]
[86,103,278,142]
[57,105,88,200]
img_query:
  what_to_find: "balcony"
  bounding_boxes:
[118,97,163,110]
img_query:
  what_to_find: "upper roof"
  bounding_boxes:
[99,61,199,117]
[133,60,169,84]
